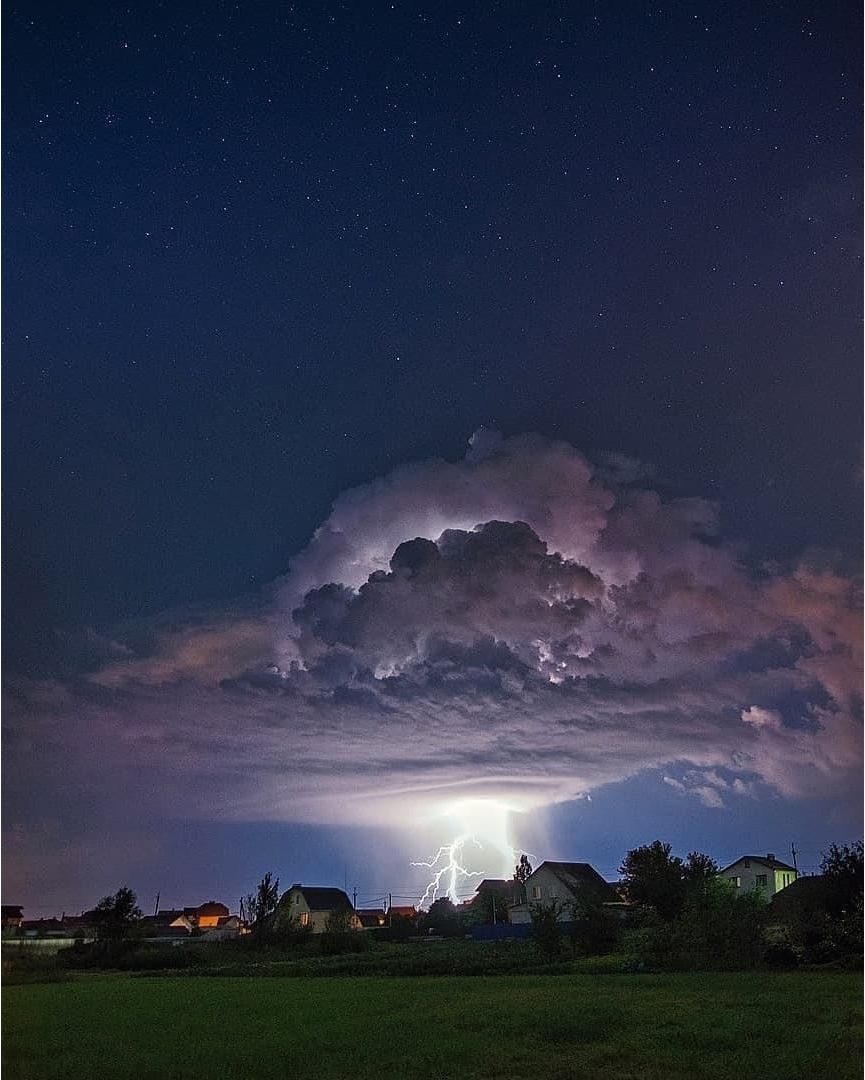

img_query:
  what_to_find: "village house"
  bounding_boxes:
[356,908,387,928]
[719,853,797,898]
[279,885,362,932]
[509,861,619,924]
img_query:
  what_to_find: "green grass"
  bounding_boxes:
[3,971,861,1079]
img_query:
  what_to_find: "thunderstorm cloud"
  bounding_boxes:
[4,431,862,841]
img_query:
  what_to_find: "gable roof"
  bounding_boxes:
[475,879,512,893]
[197,901,230,917]
[537,861,619,901]
[288,886,354,912]
[720,854,797,873]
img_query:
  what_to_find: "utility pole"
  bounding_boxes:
[791,842,798,873]
[352,887,358,909]
[388,893,392,928]
[154,892,160,917]
[492,894,497,925]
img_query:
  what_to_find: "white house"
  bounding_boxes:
[510,861,619,924]
[719,853,797,898]
[278,885,362,933]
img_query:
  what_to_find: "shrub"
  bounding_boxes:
[622,882,768,971]
[529,901,564,957]
[566,897,622,956]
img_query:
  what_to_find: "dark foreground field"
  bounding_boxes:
[3,970,861,1080]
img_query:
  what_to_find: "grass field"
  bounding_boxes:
[3,970,861,1080]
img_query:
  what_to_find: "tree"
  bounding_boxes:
[820,842,864,916]
[514,854,534,904]
[419,897,462,936]
[619,841,687,920]
[682,851,720,899]
[243,871,280,936]
[89,886,142,940]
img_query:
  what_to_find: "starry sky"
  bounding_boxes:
[3,1,861,918]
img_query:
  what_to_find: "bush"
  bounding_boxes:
[318,930,373,957]
[622,883,769,971]
[529,901,564,957]
[566,898,622,956]
[58,940,205,971]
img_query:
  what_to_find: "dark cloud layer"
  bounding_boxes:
[3,433,861,896]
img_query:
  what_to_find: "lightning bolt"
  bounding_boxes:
[412,834,484,906]
[410,799,535,909]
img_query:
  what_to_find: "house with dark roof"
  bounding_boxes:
[356,908,387,929]
[509,861,619,924]
[719,853,797,898]
[278,885,362,933]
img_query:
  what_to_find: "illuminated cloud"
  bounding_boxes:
[4,432,861,845]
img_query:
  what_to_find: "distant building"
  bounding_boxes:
[279,885,361,933]
[356,908,387,929]
[510,861,619,924]
[719,853,797,898]
[195,901,230,928]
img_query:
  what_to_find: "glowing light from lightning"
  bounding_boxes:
[412,834,483,906]
[411,798,530,907]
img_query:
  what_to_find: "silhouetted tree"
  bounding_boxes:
[420,897,463,936]
[619,841,687,919]
[90,887,142,940]
[682,851,720,898]
[244,871,280,936]
[514,853,534,903]
[820,841,864,916]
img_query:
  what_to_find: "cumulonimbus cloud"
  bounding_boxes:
[4,431,861,833]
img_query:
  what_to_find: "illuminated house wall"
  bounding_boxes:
[280,885,362,933]
[720,854,797,897]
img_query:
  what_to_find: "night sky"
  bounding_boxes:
[4,1,861,917]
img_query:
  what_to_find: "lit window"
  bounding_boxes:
[299,912,309,927]
[729,876,741,888]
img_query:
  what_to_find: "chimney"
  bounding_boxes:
[766,853,776,861]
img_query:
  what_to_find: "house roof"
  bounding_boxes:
[719,854,797,873]
[387,906,417,918]
[537,862,619,901]
[150,909,187,924]
[288,886,354,911]
[197,901,230,917]
[2,906,24,919]
[356,909,386,927]
[475,879,512,894]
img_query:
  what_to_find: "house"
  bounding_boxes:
[157,901,230,933]
[509,861,619,924]
[2,906,24,937]
[387,905,418,922]
[356,908,387,929]
[200,915,244,940]
[278,885,362,932]
[719,854,797,898]
[195,901,230,928]
[469,879,518,922]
